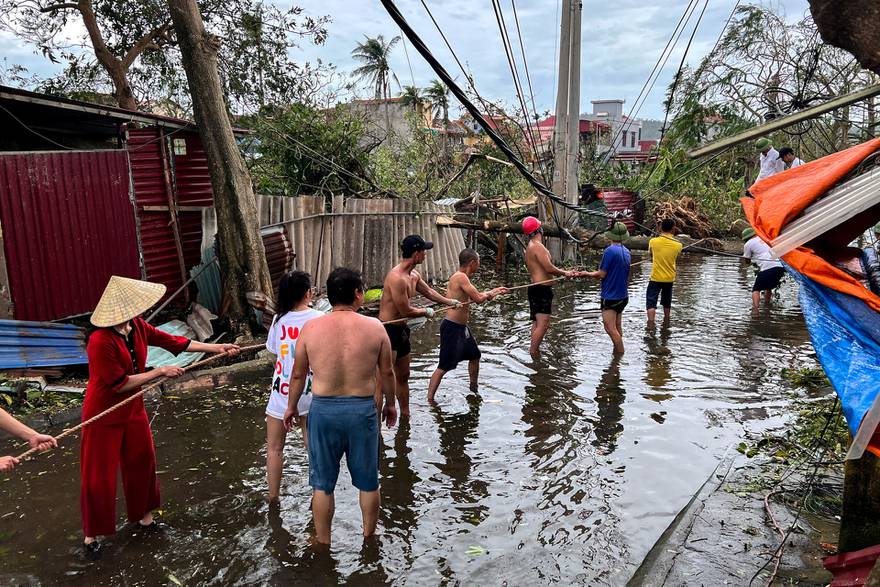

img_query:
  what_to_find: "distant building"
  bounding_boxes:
[341,97,433,146]
[584,99,643,154]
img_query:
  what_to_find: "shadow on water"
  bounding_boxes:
[0,256,819,585]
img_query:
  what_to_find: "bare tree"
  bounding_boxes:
[167,0,273,334]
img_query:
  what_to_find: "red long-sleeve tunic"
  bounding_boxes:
[80,317,190,537]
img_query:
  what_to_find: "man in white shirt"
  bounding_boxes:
[742,227,785,309]
[778,147,805,170]
[752,138,784,186]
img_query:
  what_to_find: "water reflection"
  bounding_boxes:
[378,420,419,567]
[593,356,625,454]
[643,323,673,395]
[431,393,488,522]
[0,256,820,586]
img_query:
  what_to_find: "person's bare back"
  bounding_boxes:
[299,311,390,398]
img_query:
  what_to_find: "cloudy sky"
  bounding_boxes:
[2,0,810,120]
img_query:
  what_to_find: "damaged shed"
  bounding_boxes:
[0,86,287,323]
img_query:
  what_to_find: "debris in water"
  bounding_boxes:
[466,546,487,556]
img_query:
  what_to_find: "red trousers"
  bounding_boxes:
[80,410,160,537]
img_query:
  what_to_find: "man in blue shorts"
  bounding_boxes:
[585,222,632,354]
[741,227,784,309]
[284,268,397,545]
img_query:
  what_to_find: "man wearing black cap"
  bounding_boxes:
[379,234,460,418]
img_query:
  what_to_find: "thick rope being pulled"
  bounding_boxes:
[15,343,266,461]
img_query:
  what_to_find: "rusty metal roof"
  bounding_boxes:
[0,319,87,369]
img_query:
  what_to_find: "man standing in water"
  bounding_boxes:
[523,216,576,358]
[585,222,632,354]
[741,227,784,309]
[283,268,397,545]
[646,218,682,325]
[427,249,508,403]
[379,234,460,417]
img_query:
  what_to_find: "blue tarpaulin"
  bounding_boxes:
[791,269,880,440]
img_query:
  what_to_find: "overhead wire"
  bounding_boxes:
[381,0,616,236]
[633,0,710,192]
[418,0,543,180]
[491,0,542,170]
[604,0,700,158]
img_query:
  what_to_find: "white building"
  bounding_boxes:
[585,99,643,154]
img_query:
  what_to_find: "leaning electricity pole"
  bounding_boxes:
[547,0,582,261]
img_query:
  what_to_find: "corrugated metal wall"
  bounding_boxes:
[601,190,637,232]
[127,128,212,298]
[258,195,466,289]
[0,150,141,320]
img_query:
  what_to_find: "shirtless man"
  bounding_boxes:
[378,234,459,417]
[426,249,508,403]
[283,267,397,545]
[523,216,576,357]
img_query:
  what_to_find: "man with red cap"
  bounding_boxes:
[523,217,576,357]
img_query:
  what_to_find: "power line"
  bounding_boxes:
[634,0,711,191]
[606,0,700,157]
[491,0,542,168]
[418,0,538,169]
[381,0,616,231]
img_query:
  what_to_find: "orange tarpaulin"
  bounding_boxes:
[742,137,880,314]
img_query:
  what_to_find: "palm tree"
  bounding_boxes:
[351,35,400,99]
[399,85,422,110]
[424,79,450,125]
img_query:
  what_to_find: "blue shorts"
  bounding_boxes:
[307,396,379,494]
[645,280,673,309]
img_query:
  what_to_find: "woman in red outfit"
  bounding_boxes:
[82,276,239,559]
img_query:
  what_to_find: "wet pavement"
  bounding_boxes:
[0,253,819,585]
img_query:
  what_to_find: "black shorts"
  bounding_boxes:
[753,266,785,292]
[437,319,481,372]
[384,324,411,358]
[645,281,673,309]
[601,298,629,313]
[528,284,554,320]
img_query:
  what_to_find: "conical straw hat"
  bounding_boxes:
[90,276,166,327]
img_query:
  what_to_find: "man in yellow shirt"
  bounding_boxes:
[646,218,683,324]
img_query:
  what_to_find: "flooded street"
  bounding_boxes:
[0,253,818,586]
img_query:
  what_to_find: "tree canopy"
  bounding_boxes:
[0,0,329,110]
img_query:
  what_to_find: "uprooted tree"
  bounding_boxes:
[0,0,328,110]
[168,0,273,334]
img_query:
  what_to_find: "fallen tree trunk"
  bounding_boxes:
[440,218,734,255]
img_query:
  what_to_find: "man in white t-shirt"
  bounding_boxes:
[742,227,785,309]
[265,271,324,502]
[752,138,784,187]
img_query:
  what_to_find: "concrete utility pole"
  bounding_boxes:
[546,0,582,261]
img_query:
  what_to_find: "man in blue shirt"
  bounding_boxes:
[585,222,631,354]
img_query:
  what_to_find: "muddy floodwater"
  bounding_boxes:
[0,254,819,585]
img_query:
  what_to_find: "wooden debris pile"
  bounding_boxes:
[653,197,715,238]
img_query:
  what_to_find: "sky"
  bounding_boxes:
[1,0,810,120]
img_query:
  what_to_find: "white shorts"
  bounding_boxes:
[265,391,312,421]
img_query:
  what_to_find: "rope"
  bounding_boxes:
[14,343,266,462]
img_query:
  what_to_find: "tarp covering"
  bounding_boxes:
[744,138,880,457]
[743,138,880,313]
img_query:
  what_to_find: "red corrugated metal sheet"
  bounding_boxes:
[261,227,294,295]
[127,128,213,297]
[0,150,140,320]
[170,134,213,272]
[600,190,637,232]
